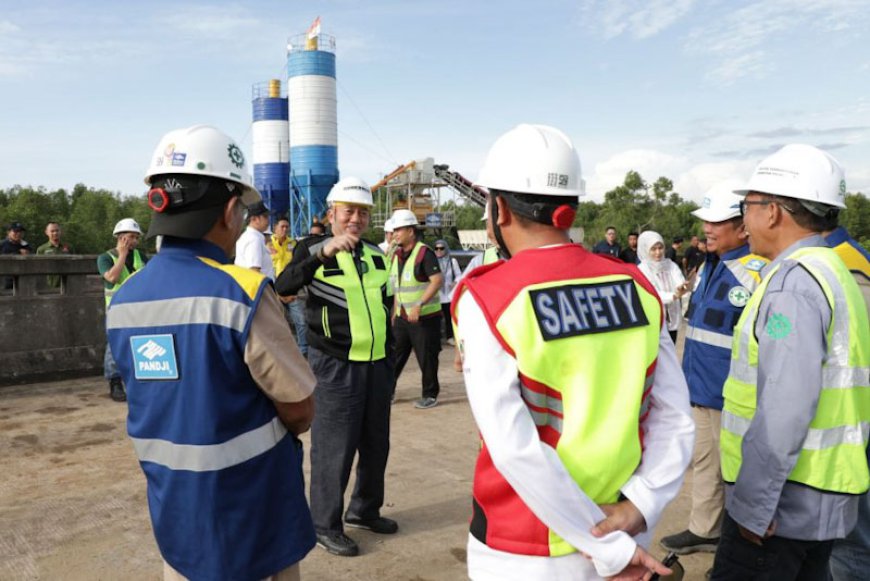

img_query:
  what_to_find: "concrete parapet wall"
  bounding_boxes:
[0,256,106,385]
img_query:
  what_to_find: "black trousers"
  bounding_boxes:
[441,303,454,340]
[710,511,834,581]
[307,347,395,534]
[393,315,441,400]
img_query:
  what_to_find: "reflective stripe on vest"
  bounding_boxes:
[312,247,389,362]
[481,268,661,557]
[721,246,870,494]
[105,249,145,306]
[131,416,288,472]
[391,242,441,315]
[108,296,250,332]
[685,324,733,349]
[722,256,760,290]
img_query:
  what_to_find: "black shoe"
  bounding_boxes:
[660,529,719,554]
[344,516,398,534]
[414,397,438,409]
[316,531,359,557]
[109,378,127,403]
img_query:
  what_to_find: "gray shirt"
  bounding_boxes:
[725,234,859,541]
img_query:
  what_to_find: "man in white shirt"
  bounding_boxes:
[235,200,275,280]
[453,124,694,580]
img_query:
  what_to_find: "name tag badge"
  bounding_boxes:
[530,280,649,341]
[130,334,180,380]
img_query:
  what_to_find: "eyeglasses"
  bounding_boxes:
[739,199,795,216]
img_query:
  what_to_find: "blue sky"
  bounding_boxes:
[1,0,869,203]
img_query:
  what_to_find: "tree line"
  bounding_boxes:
[2,172,868,255]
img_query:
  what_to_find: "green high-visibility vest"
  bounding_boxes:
[482,246,501,265]
[391,241,441,317]
[721,246,870,494]
[105,249,145,307]
[312,246,390,362]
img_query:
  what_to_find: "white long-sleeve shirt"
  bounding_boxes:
[456,289,694,580]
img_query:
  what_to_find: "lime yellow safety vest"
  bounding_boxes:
[105,249,145,307]
[482,246,501,265]
[455,244,663,557]
[391,241,441,317]
[721,246,870,494]
[311,246,391,362]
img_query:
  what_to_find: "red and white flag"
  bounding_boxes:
[307,17,321,39]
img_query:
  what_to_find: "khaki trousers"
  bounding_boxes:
[164,561,300,581]
[689,406,724,538]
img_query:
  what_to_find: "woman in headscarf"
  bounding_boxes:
[434,239,461,346]
[637,231,690,343]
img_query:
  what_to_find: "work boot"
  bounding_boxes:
[316,531,359,557]
[344,516,398,535]
[660,529,719,554]
[109,377,127,402]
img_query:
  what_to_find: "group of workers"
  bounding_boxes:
[102,121,869,581]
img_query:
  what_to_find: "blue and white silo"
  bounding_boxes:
[287,26,339,235]
[251,79,290,222]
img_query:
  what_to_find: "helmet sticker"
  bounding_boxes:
[227,143,245,169]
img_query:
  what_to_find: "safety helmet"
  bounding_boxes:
[327,176,374,206]
[691,179,745,222]
[383,218,395,233]
[113,218,142,236]
[390,209,419,229]
[475,124,585,197]
[734,144,846,209]
[144,125,260,206]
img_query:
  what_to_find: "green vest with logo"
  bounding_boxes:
[312,247,390,362]
[391,241,441,317]
[105,249,146,307]
[721,246,870,494]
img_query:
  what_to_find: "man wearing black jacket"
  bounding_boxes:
[275,177,396,558]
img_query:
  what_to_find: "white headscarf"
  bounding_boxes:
[637,231,668,274]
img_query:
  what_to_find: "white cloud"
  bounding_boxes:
[579,0,696,39]
[157,5,260,35]
[686,0,870,84]
[0,20,21,35]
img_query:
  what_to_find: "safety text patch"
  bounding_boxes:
[530,280,649,341]
[130,334,179,380]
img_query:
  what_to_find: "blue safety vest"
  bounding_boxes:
[107,238,314,581]
[682,245,767,409]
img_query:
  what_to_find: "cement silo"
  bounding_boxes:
[251,79,290,221]
[287,20,338,235]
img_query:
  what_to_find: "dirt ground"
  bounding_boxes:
[0,348,713,580]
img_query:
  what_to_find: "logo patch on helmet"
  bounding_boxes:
[227,143,245,169]
[839,179,847,195]
[547,173,569,188]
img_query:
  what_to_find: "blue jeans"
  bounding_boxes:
[829,491,870,581]
[288,299,307,356]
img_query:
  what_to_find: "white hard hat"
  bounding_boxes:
[390,209,419,229]
[383,218,395,233]
[734,144,846,209]
[113,218,142,236]
[692,179,745,222]
[327,176,374,207]
[144,125,260,206]
[476,124,585,197]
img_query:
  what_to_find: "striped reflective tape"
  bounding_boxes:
[519,384,564,415]
[723,411,869,451]
[131,417,288,472]
[527,407,564,433]
[685,325,733,350]
[107,297,250,332]
[730,358,868,390]
[309,281,348,309]
[724,259,758,291]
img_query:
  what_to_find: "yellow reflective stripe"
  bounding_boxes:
[198,257,266,301]
[723,258,758,290]
[685,324,733,349]
[107,297,250,332]
[131,417,287,472]
[322,306,331,338]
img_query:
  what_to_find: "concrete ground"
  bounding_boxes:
[0,347,713,580]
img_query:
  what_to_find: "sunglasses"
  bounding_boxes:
[435,246,446,251]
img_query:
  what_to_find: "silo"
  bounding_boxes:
[287,23,338,235]
[251,79,290,222]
